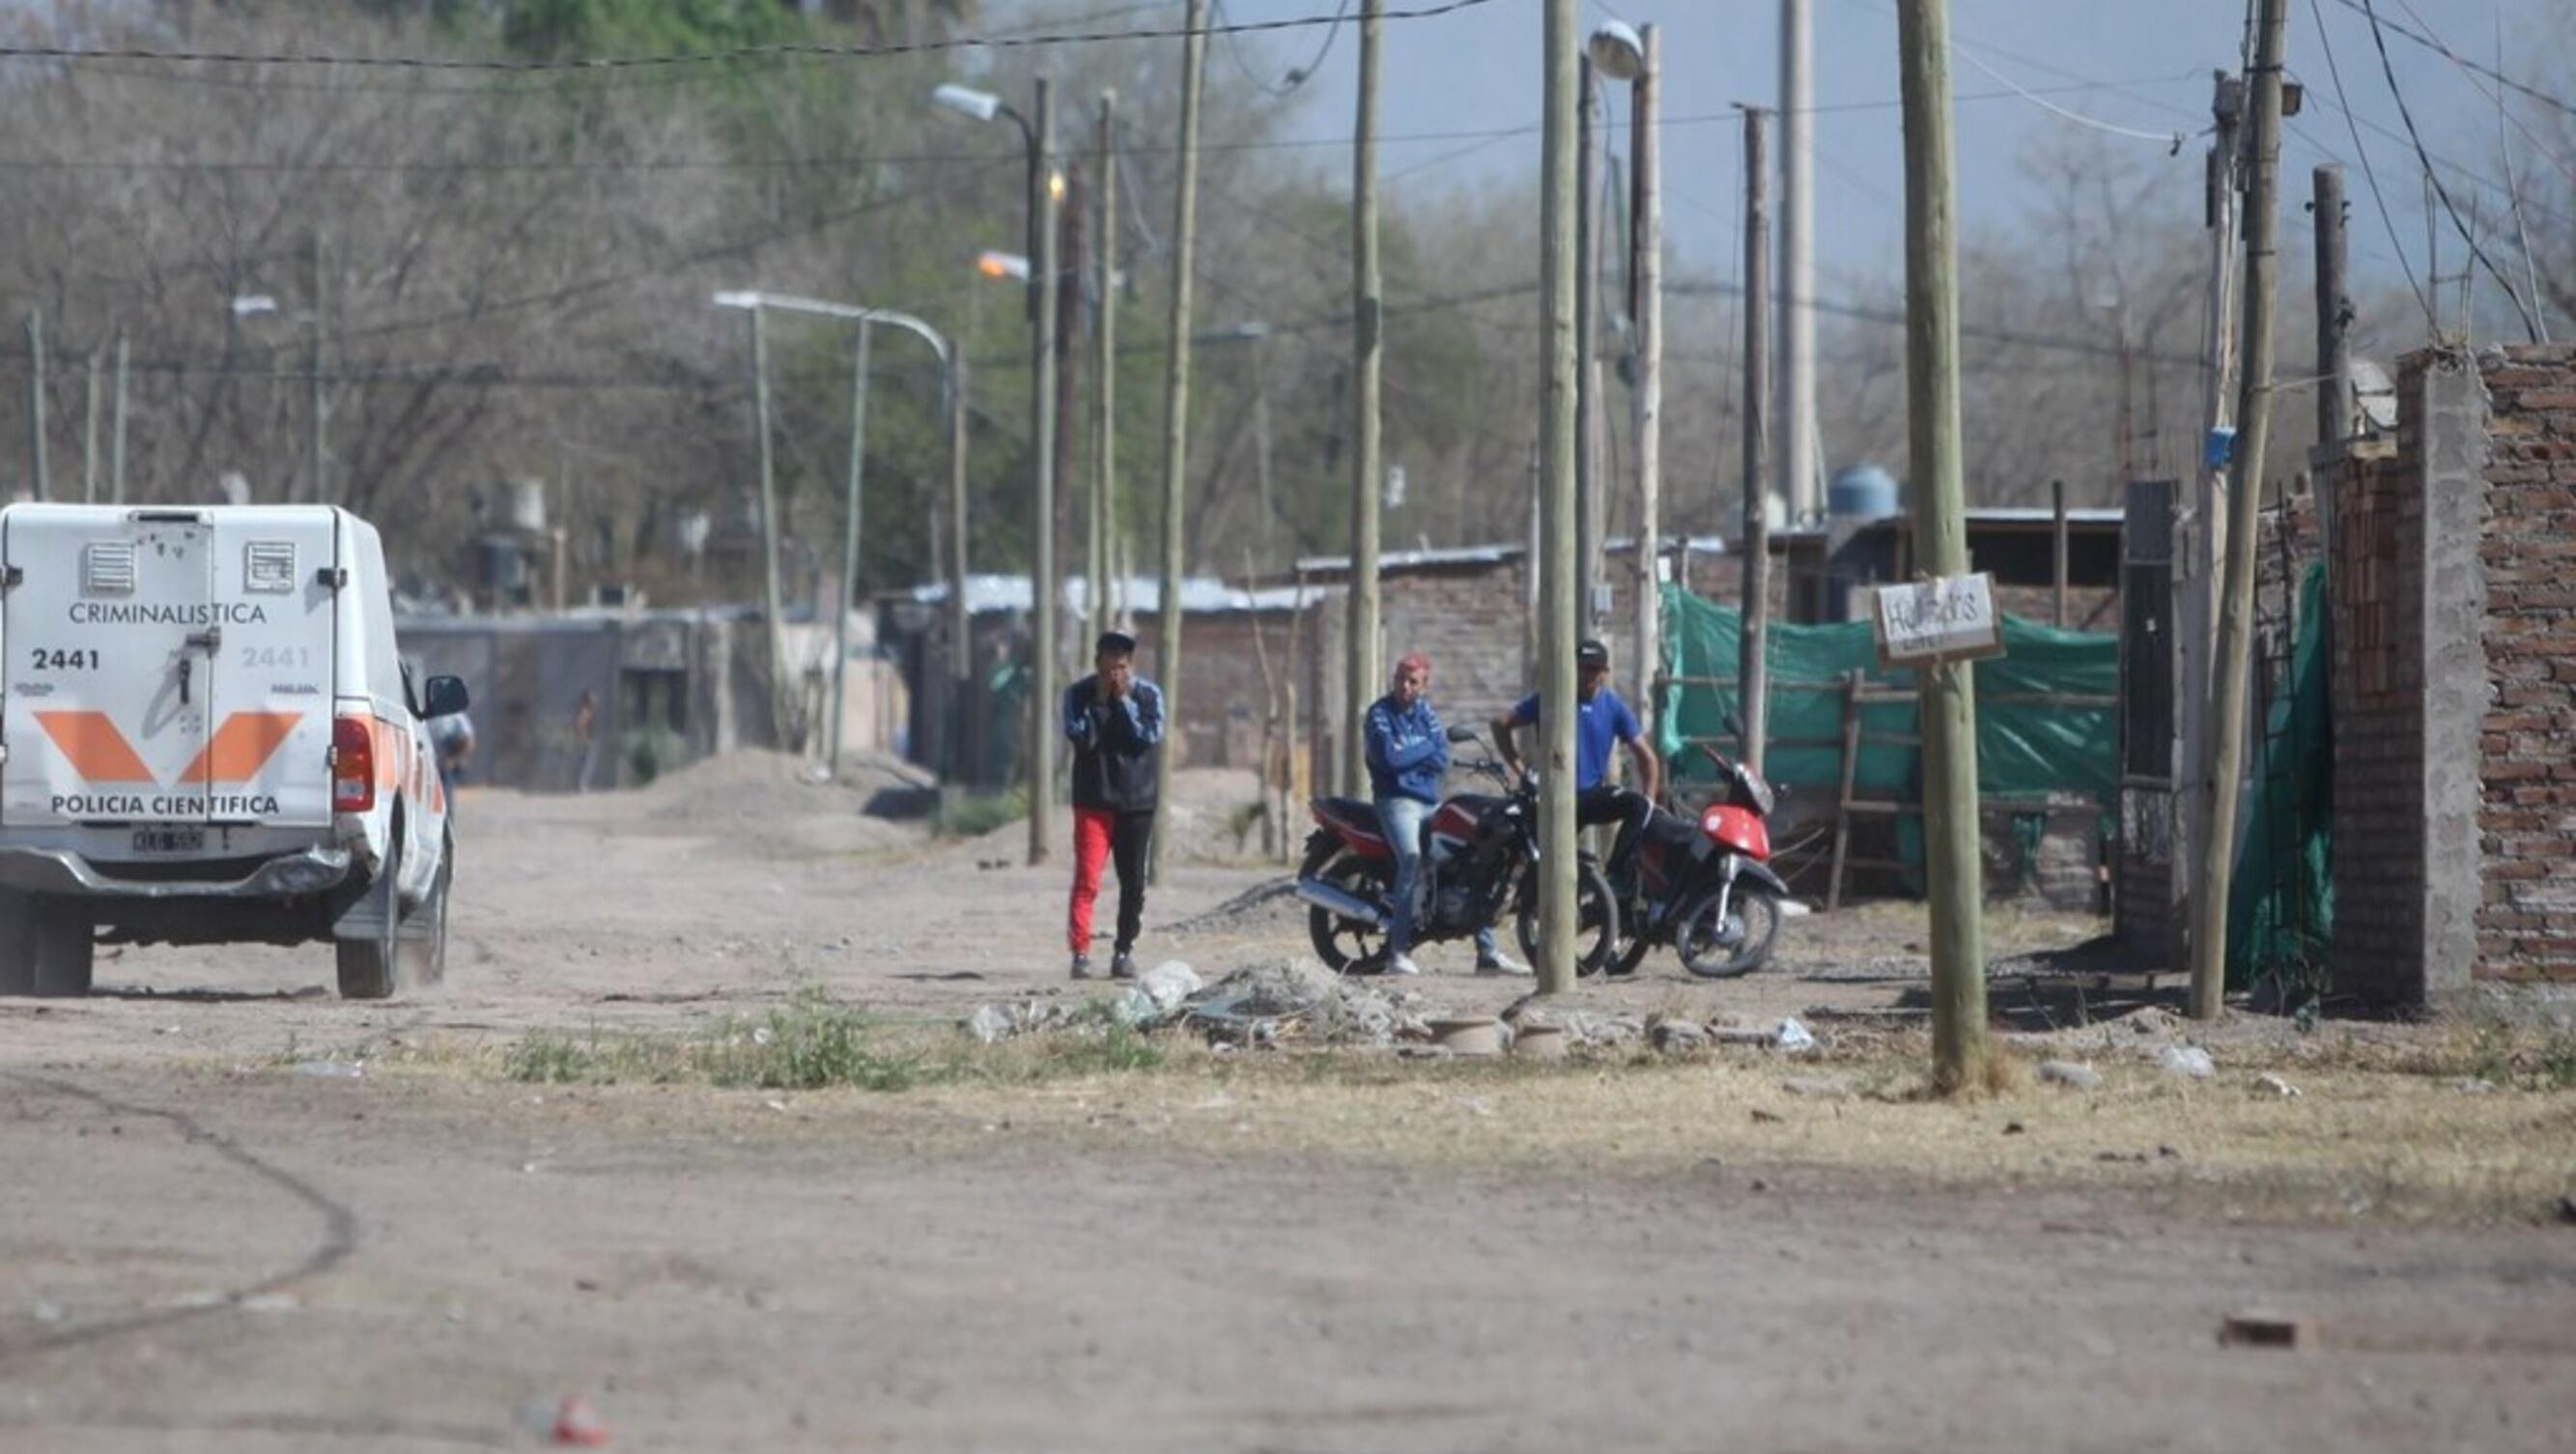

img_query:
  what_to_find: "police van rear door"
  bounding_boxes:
[205,509,339,829]
[1,506,217,836]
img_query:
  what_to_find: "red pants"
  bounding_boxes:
[1069,808,1154,955]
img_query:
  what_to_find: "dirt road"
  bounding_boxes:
[2,761,2571,1452]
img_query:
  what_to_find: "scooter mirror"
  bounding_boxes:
[1445,724,1477,744]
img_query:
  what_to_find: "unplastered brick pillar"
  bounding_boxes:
[2330,351,2489,1009]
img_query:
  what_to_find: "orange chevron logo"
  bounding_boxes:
[35,710,304,786]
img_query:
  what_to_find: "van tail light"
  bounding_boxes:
[331,717,376,813]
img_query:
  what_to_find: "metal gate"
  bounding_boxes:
[2116,479,2178,959]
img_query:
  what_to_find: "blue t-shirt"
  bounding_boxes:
[1511,689,1641,790]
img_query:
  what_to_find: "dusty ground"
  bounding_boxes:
[2,756,2571,1452]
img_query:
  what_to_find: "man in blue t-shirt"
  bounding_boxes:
[1491,638,1662,895]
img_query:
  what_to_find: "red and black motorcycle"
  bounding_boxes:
[1293,727,1621,975]
[1603,737,1793,978]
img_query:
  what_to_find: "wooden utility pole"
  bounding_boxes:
[25,311,47,502]
[1091,90,1119,651]
[1572,57,1602,636]
[1148,0,1208,882]
[747,305,793,754]
[2179,68,2244,963]
[2190,0,2290,1021]
[947,356,973,784]
[1537,0,1581,995]
[1342,0,1385,797]
[2313,162,2350,455]
[1896,0,1990,1091]
[1629,24,1665,730]
[309,229,327,504]
[1740,106,1774,778]
[110,332,127,504]
[81,351,99,504]
[1027,76,1061,868]
[1056,159,1086,660]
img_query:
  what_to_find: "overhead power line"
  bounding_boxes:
[2323,0,2576,120]
[0,0,1496,73]
[2357,0,2543,339]
[2307,0,2433,328]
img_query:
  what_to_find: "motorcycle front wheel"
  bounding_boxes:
[1512,859,1622,978]
[1676,886,1781,979]
[1303,846,1393,974]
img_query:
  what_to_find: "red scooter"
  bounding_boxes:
[1603,734,1792,978]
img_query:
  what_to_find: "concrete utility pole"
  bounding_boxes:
[1056,158,1086,663]
[2190,0,2291,1022]
[25,311,47,502]
[830,324,872,775]
[747,306,793,755]
[2313,163,2350,456]
[1896,0,1990,1092]
[1537,0,1581,995]
[1028,77,1061,868]
[1781,0,1819,523]
[1149,0,1208,882]
[309,229,327,505]
[1343,0,1385,797]
[1629,24,1665,731]
[2179,67,2244,963]
[110,332,127,503]
[1091,90,1119,651]
[948,356,973,783]
[1740,106,1774,779]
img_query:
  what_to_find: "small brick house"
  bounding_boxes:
[2329,344,2576,1004]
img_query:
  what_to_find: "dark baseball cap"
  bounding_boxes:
[1577,639,1611,668]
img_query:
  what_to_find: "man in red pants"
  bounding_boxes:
[1063,631,1166,979]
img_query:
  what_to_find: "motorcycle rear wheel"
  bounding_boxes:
[1303,847,1393,974]
[1512,859,1622,978]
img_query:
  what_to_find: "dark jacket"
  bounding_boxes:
[1063,674,1166,813]
[1365,694,1450,805]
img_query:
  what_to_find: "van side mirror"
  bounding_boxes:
[423,675,470,719]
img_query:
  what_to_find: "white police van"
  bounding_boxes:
[0,504,462,999]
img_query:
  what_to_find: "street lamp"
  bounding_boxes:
[1583,20,1664,718]
[933,74,1062,868]
[712,291,961,781]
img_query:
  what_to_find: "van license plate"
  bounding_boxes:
[131,826,205,855]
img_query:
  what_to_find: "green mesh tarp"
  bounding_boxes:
[2224,562,2334,992]
[1655,582,2118,807]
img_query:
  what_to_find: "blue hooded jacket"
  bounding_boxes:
[1365,694,1450,805]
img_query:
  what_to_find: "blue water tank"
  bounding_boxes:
[1827,464,1901,521]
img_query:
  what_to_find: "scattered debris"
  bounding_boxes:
[552,1392,612,1447]
[1556,1012,1646,1049]
[2558,1194,2576,1226]
[1647,1013,1709,1056]
[2038,1060,2104,1092]
[2157,1045,2216,1080]
[1182,958,1411,1047]
[2220,1310,2309,1350]
[963,999,1084,1044]
[293,1061,365,1081]
[2252,1072,2302,1098]
[1774,1017,1818,1053]
[1749,1107,1785,1125]
[1426,1016,1506,1056]
[1133,961,1205,1016]
[2455,1077,2500,1096]
[2002,1121,2026,1135]
[1510,1022,1570,1059]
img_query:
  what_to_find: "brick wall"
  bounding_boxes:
[2477,345,2576,983]
[2329,375,2430,1003]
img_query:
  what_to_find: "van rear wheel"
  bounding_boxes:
[393,841,450,989]
[336,842,404,1001]
[27,899,94,998]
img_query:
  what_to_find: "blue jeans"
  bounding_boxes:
[1374,795,1497,958]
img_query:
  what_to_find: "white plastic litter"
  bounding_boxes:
[1774,1017,1818,1052]
[2158,1044,2216,1079]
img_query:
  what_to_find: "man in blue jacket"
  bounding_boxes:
[1063,631,1165,980]
[1366,653,1523,977]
